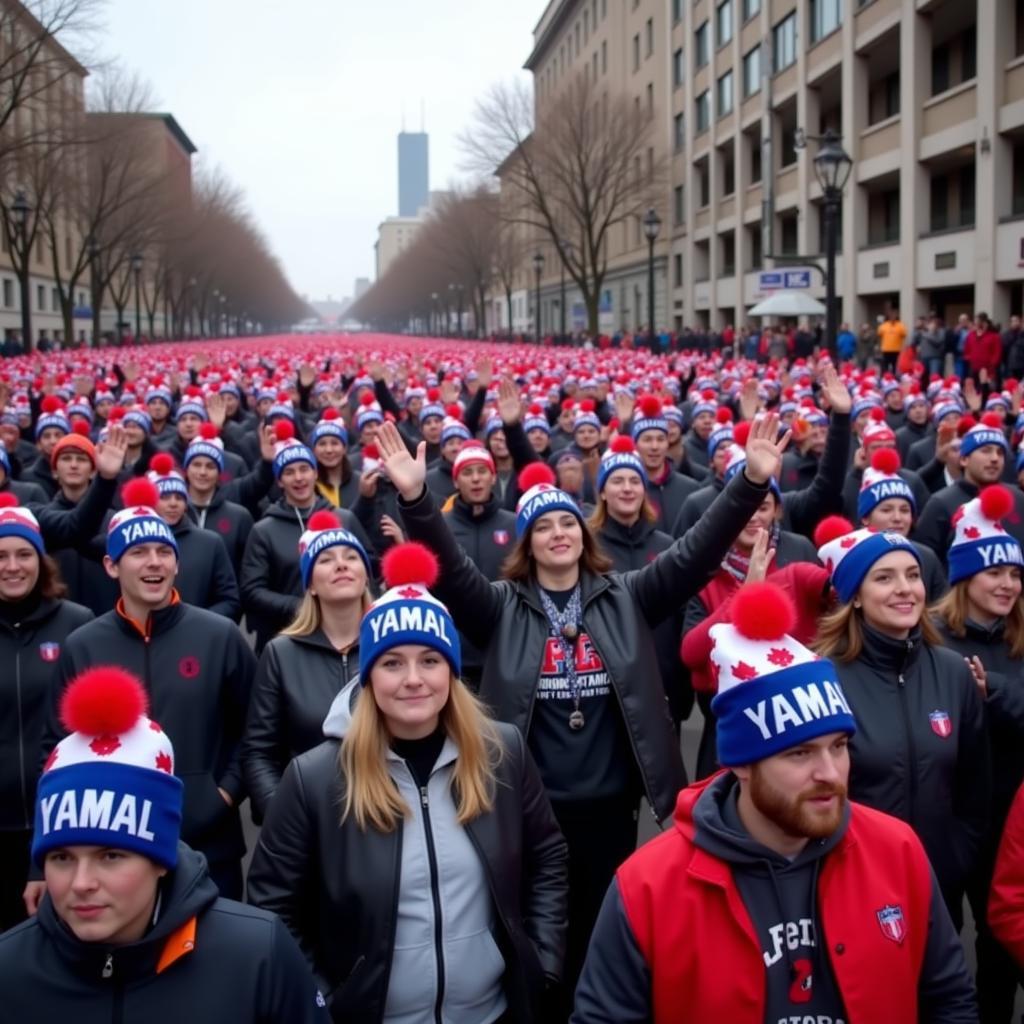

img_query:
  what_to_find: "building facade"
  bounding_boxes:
[398,131,430,217]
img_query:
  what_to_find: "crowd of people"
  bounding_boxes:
[2,329,1024,1020]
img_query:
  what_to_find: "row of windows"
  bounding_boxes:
[541,0,609,94]
[0,280,85,313]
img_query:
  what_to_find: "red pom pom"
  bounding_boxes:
[185,385,202,398]
[381,541,440,589]
[273,419,295,442]
[308,509,341,531]
[276,391,291,403]
[360,392,376,407]
[72,420,91,436]
[608,417,620,431]
[731,582,796,641]
[980,485,1014,521]
[609,434,636,454]
[579,399,596,413]
[361,443,379,460]
[40,395,61,413]
[715,407,734,424]
[870,448,901,475]
[869,407,885,421]
[108,406,125,422]
[733,421,751,447]
[518,462,556,491]
[814,515,855,548]
[982,412,1004,429]
[322,408,339,421]
[529,403,543,415]
[445,404,462,419]
[638,395,662,418]
[199,422,219,440]
[427,387,440,402]
[0,493,19,508]
[957,415,976,437]
[561,399,575,411]
[702,389,716,401]
[121,478,160,508]
[149,453,175,475]
[59,667,148,736]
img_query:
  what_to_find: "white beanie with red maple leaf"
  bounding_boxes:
[709,582,856,766]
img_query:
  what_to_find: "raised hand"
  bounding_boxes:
[475,357,493,389]
[966,655,987,698]
[380,513,405,544]
[439,379,460,406]
[376,421,426,500]
[614,390,635,424]
[745,528,775,583]
[258,424,277,463]
[206,391,227,430]
[819,365,851,415]
[738,378,761,421]
[358,467,380,499]
[95,423,129,480]
[743,413,790,485]
[298,364,316,388]
[497,376,522,425]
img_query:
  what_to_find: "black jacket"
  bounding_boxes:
[187,492,254,576]
[671,476,724,537]
[49,489,121,616]
[0,597,92,831]
[240,498,374,651]
[43,601,256,865]
[837,624,991,904]
[397,470,772,822]
[778,448,819,493]
[170,517,240,620]
[896,420,931,462]
[425,458,457,502]
[779,410,851,539]
[0,843,329,1023]
[915,480,1024,563]
[644,465,701,536]
[247,717,566,1024]
[243,630,360,822]
[21,454,58,499]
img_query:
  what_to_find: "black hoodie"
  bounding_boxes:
[0,843,329,1023]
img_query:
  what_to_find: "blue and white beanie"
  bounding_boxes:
[931,397,962,426]
[960,416,1009,459]
[857,449,915,521]
[310,412,349,447]
[299,510,372,589]
[573,402,601,433]
[183,431,225,471]
[710,582,856,766]
[514,463,584,537]
[355,400,384,433]
[707,423,734,458]
[35,408,70,440]
[948,486,1024,585]
[0,496,44,555]
[816,519,919,603]
[597,436,647,493]
[273,439,316,479]
[524,406,550,436]
[723,442,781,501]
[690,391,718,420]
[359,543,460,680]
[441,417,471,446]
[631,396,669,440]
[483,415,505,439]
[145,384,173,407]
[33,668,183,870]
[68,398,93,423]
[419,400,445,424]
[147,455,188,499]
[106,479,179,562]
[122,408,152,433]
[174,396,207,423]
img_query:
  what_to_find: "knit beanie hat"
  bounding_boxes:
[32,667,183,869]
[107,479,179,562]
[860,408,895,447]
[948,485,1024,585]
[710,582,856,766]
[266,391,296,423]
[598,435,647,493]
[452,440,495,478]
[931,397,962,426]
[68,397,93,423]
[271,420,316,479]
[50,425,96,469]
[857,448,915,521]
[690,390,717,420]
[355,393,384,432]
[814,516,919,603]
[707,407,735,457]
[147,453,188,499]
[145,383,173,407]
[183,423,225,470]
[299,509,372,589]
[524,404,550,436]
[123,407,152,433]
[35,396,70,440]
[310,408,349,447]
[960,413,1009,459]
[0,493,44,556]
[441,412,471,446]
[573,399,601,433]
[419,389,445,424]
[631,395,668,440]
[359,542,460,679]
[175,387,207,422]
[515,462,584,537]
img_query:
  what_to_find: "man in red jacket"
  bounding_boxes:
[964,312,1003,384]
[572,582,977,1023]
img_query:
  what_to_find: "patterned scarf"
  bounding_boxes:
[720,520,781,583]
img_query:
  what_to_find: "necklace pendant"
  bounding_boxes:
[561,623,578,641]
[569,709,585,731]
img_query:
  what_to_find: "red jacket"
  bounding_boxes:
[990,781,1024,967]
[617,779,933,1023]
[964,328,1002,376]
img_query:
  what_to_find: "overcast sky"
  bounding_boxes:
[99,0,535,303]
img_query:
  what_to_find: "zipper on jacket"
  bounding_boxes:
[102,952,113,978]
[896,668,919,824]
[14,634,28,828]
[419,784,446,1024]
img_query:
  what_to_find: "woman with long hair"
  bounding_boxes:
[0,494,92,931]
[373,410,789,1000]
[243,509,373,823]
[932,485,1024,1021]
[311,409,361,508]
[247,543,568,1023]
[813,514,991,926]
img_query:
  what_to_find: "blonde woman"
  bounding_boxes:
[242,510,373,823]
[247,542,568,1024]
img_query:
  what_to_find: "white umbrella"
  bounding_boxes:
[748,290,826,317]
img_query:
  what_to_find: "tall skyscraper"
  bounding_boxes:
[398,131,429,217]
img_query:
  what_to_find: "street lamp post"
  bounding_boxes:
[87,236,100,348]
[187,277,197,337]
[559,239,573,341]
[11,190,31,350]
[642,208,662,346]
[130,253,143,343]
[810,129,853,365]
[532,252,545,341]
[456,285,464,337]
[220,294,227,336]
[430,291,438,336]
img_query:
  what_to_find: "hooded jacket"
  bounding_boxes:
[170,516,240,621]
[397,470,772,822]
[239,498,374,651]
[0,843,329,1023]
[836,624,991,906]
[0,595,92,831]
[247,681,568,1023]
[571,774,978,1024]
[43,601,256,867]
[186,491,254,576]
[243,629,360,822]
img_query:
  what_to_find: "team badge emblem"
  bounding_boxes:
[876,904,906,944]
[493,530,509,545]
[39,642,60,662]
[929,710,952,739]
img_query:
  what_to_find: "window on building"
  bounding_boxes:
[868,189,900,245]
[695,90,711,133]
[868,71,900,124]
[743,0,761,19]
[932,27,977,97]
[584,9,589,40]
[743,45,761,97]
[601,0,606,18]
[645,17,653,58]
[1017,0,1024,58]
[809,0,841,44]
[36,284,44,311]
[748,225,763,269]
[773,13,797,72]
[575,22,581,53]
[674,112,686,151]
[2,279,11,308]
[51,287,59,312]
[779,212,798,255]
[695,240,711,282]
[750,138,762,182]
[1014,142,1024,216]
[721,148,735,196]
[673,253,683,288]
[673,48,684,88]
[720,232,736,276]
[646,82,654,113]
[716,0,733,46]
[959,164,976,228]
[695,22,709,67]
[633,33,640,72]
[930,166,976,231]
[674,184,686,225]
[717,70,734,116]
[696,159,710,206]
[647,146,654,182]
[602,40,607,74]
[673,0,682,24]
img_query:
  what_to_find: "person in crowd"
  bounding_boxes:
[310,408,361,508]
[990,781,1024,972]
[23,397,70,499]
[243,510,372,822]
[247,543,568,1022]
[425,410,471,502]
[814,517,991,925]
[965,313,1003,385]
[524,403,553,457]
[778,404,828,493]
[671,414,737,534]
[932,485,1024,1020]
[896,387,932,462]
[906,395,962,472]
[374,411,789,1002]
[144,380,177,448]
[1002,314,1024,380]
[683,390,717,470]
[37,478,257,902]
[240,420,373,652]
[920,314,948,379]
[0,666,329,1021]
[0,496,91,931]
[856,321,878,369]
[572,581,977,1023]
[878,310,908,375]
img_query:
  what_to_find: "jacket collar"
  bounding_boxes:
[514,569,609,613]
[600,514,655,547]
[451,495,499,523]
[115,591,184,640]
[857,622,923,676]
